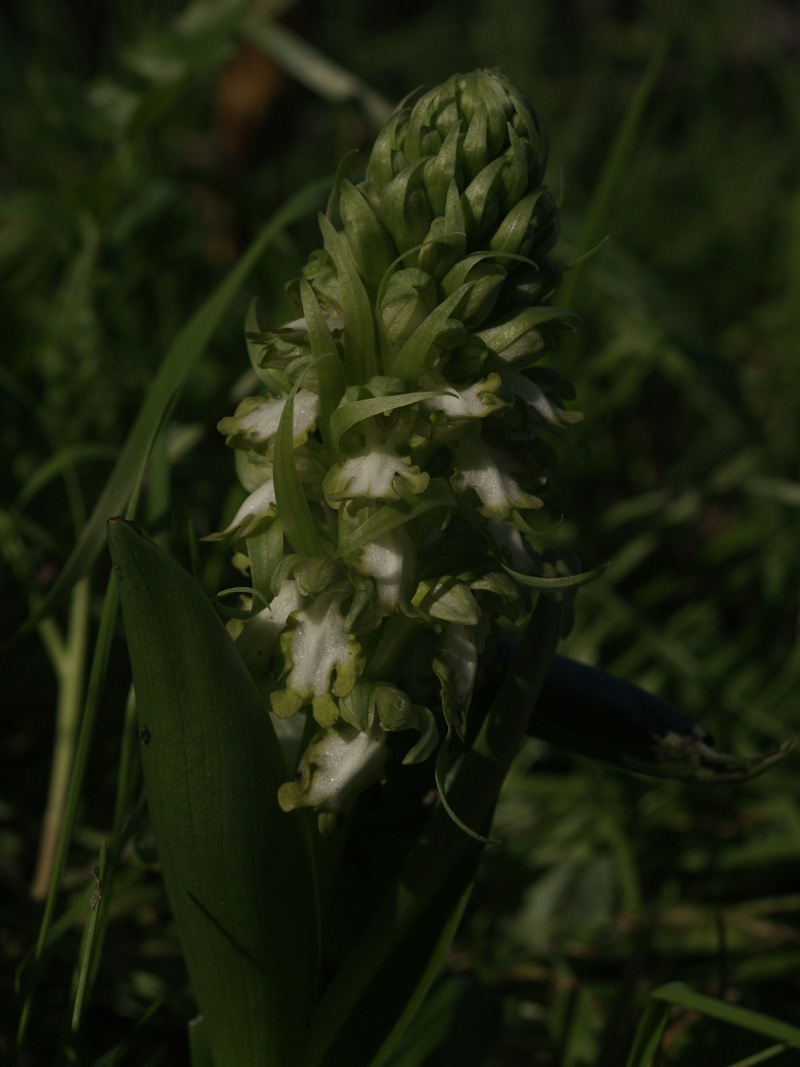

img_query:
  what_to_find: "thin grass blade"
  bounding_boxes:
[652,982,800,1048]
[623,992,672,1067]
[28,179,329,630]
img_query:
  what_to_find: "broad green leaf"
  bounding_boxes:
[338,179,397,290]
[28,178,329,631]
[107,519,319,1067]
[246,519,285,606]
[528,655,794,784]
[188,1016,215,1067]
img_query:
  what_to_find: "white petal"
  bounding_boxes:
[420,373,504,419]
[485,519,534,571]
[356,528,415,611]
[234,390,319,445]
[501,369,564,424]
[325,444,428,503]
[234,581,303,670]
[287,592,361,699]
[221,478,277,534]
[299,722,387,807]
[443,623,478,713]
[452,439,543,518]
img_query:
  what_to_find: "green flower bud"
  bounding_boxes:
[494,254,562,311]
[441,255,506,329]
[379,268,438,346]
[338,179,397,292]
[365,69,548,262]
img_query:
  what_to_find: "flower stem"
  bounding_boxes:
[302,592,564,1067]
[364,614,419,680]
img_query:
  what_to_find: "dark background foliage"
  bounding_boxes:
[2,0,799,1063]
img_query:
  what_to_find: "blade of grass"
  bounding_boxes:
[558,0,689,309]
[70,685,142,1041]
[320,847,481,1067]
[68,842,108,1044]
[27,178,330,631]
[725,1046,789,1067]
[87,998,164,1067]
[623,996,672,1067]
[11,444,117,517]
[381,977,468,1067]
[15,571,121,1057]
[651,983,800,1048]
[241,14,392,128]
[30,576,91,901]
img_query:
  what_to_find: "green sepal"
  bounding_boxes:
[421,122,461,216]
[497,121,528,209]
[335,478,456,559]
[441,253,506,328]
[273,385,329,559]
[478,304,579,366]
[338,179,397,291]
[460,156,506,243]
[503,559,609,590]
[106,519,319,1067]
[462,99,490,178]
[379,157,432,255]
[299,280,345,459]
[294,556,347,598]
[418,179,467,278]
[379,267,438,346]
[490,188,551,256]
[392,284,472,384]
[318,213,379,384]
[411,576,481,625]
[365,108,406,189]
[329,383,445,454]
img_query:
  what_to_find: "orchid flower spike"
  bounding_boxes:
[213,69,585,834]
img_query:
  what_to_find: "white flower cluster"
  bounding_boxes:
[212,71,582,833]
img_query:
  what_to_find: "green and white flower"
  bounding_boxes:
[215,69,584,833]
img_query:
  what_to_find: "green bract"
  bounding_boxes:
[214,69,581,833]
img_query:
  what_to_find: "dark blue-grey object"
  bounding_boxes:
[526,654,792,783]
